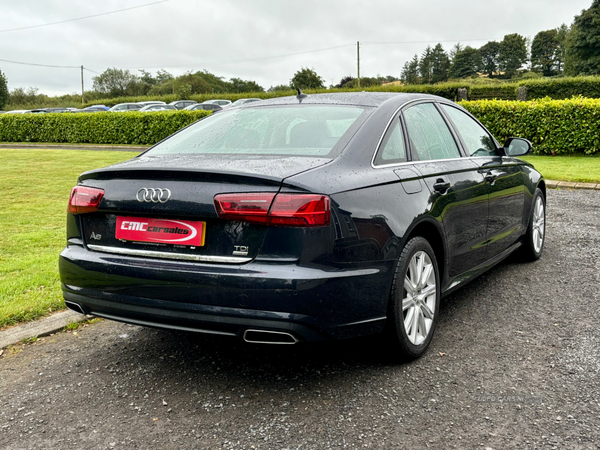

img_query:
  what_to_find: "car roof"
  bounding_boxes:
[249,92,446,109]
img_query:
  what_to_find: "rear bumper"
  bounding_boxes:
[59,245,392,341]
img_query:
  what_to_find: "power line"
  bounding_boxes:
[0,43,355,73]
[0,0,171,33]
[363,38,497,45]
[0,57,80,69]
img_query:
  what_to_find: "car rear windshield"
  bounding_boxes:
[145,105,369,157]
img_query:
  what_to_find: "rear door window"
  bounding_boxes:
[403,103,461,161]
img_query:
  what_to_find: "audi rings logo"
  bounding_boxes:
[136,188,172,203]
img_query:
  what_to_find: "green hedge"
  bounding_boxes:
[79,76,600,108]
[3,98,600,155]
[0,110,211,145]
[462,97,600,155]
[518,76,600,100]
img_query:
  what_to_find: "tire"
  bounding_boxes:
[518,188,546,261]
[388,236,440,360]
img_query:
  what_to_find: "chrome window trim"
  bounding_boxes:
[87,245,252,264]
[371,156,470,170]
[371,98,468,169]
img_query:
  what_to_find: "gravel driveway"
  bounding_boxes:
[1,189,599,450]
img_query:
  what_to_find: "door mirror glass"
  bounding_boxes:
[504,137,532,156]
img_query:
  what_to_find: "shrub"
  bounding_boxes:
[0,110,211,145]
[461,97,600,155]
[518,76,600,100]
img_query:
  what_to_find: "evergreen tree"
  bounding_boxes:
[449,47,481,78]
[401,55,420,84]
[555,24,570,74]
[449,43,464,62]
[419,46,433,84]
[430,44,450,83]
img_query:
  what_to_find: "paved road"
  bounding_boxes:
[1,190,599,450]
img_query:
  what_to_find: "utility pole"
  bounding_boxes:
[81,65,84,106]
[357,41,360,88]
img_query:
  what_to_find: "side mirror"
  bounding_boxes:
[503,137,532,157]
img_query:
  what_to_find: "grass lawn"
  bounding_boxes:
[0,149,133,329]
[521,154,600,183]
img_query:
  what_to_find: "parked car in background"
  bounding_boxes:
[137,101,166,107]
[183,103,222,112]
[44,108,72,113]
[169,100,198,110]
[4,110,32,114]
[59,92,545,360]
[71,107,106,113]
[108,103,143,112]
[81,107,108,113]
[88,105,109,111]
[139,104,177,112]
[230,98,262,107]
[202,99,232,107]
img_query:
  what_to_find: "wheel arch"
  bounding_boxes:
[403,218,446,284]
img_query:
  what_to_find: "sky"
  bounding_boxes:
[0,0,594,96]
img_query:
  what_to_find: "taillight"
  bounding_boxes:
[67,186,105,214]
[214,193,276,224]
[214,193,330,227]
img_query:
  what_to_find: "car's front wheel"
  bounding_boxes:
[388,236,440,360]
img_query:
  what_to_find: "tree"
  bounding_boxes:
[430,43,450,83]
[555,24,570,73]
[0,70,8,110]
[449,47,481,78]
[566,0,600,75]
[229,78,264,93]
[270,84,293,92]
[335,76,354,88]
[290,67,325,89]
[419,46,433,84]
[401,55,420,84]
[498,33,528,77]
[479,41,500,77]
[92,68,140,96]
[531,30,559,76]
[177,83,192,99]
[449,43,464,62]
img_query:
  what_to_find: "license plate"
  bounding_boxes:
[115,216,206,246]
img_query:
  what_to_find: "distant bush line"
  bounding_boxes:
[0,110,210,146]
[82,76,600,107]
[1,97,600,156]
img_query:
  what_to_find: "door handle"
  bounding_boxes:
[433,178,451,193]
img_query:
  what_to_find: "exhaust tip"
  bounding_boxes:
[65,301,86,315]
[243,329,299,345]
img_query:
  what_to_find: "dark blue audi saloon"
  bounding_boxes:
[59,92,546,359]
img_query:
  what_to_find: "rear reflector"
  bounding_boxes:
[67,186,105,214]
[214,193,330,227]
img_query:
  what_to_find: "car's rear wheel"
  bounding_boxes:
[388,236,440,360]
[519,188,546,261]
